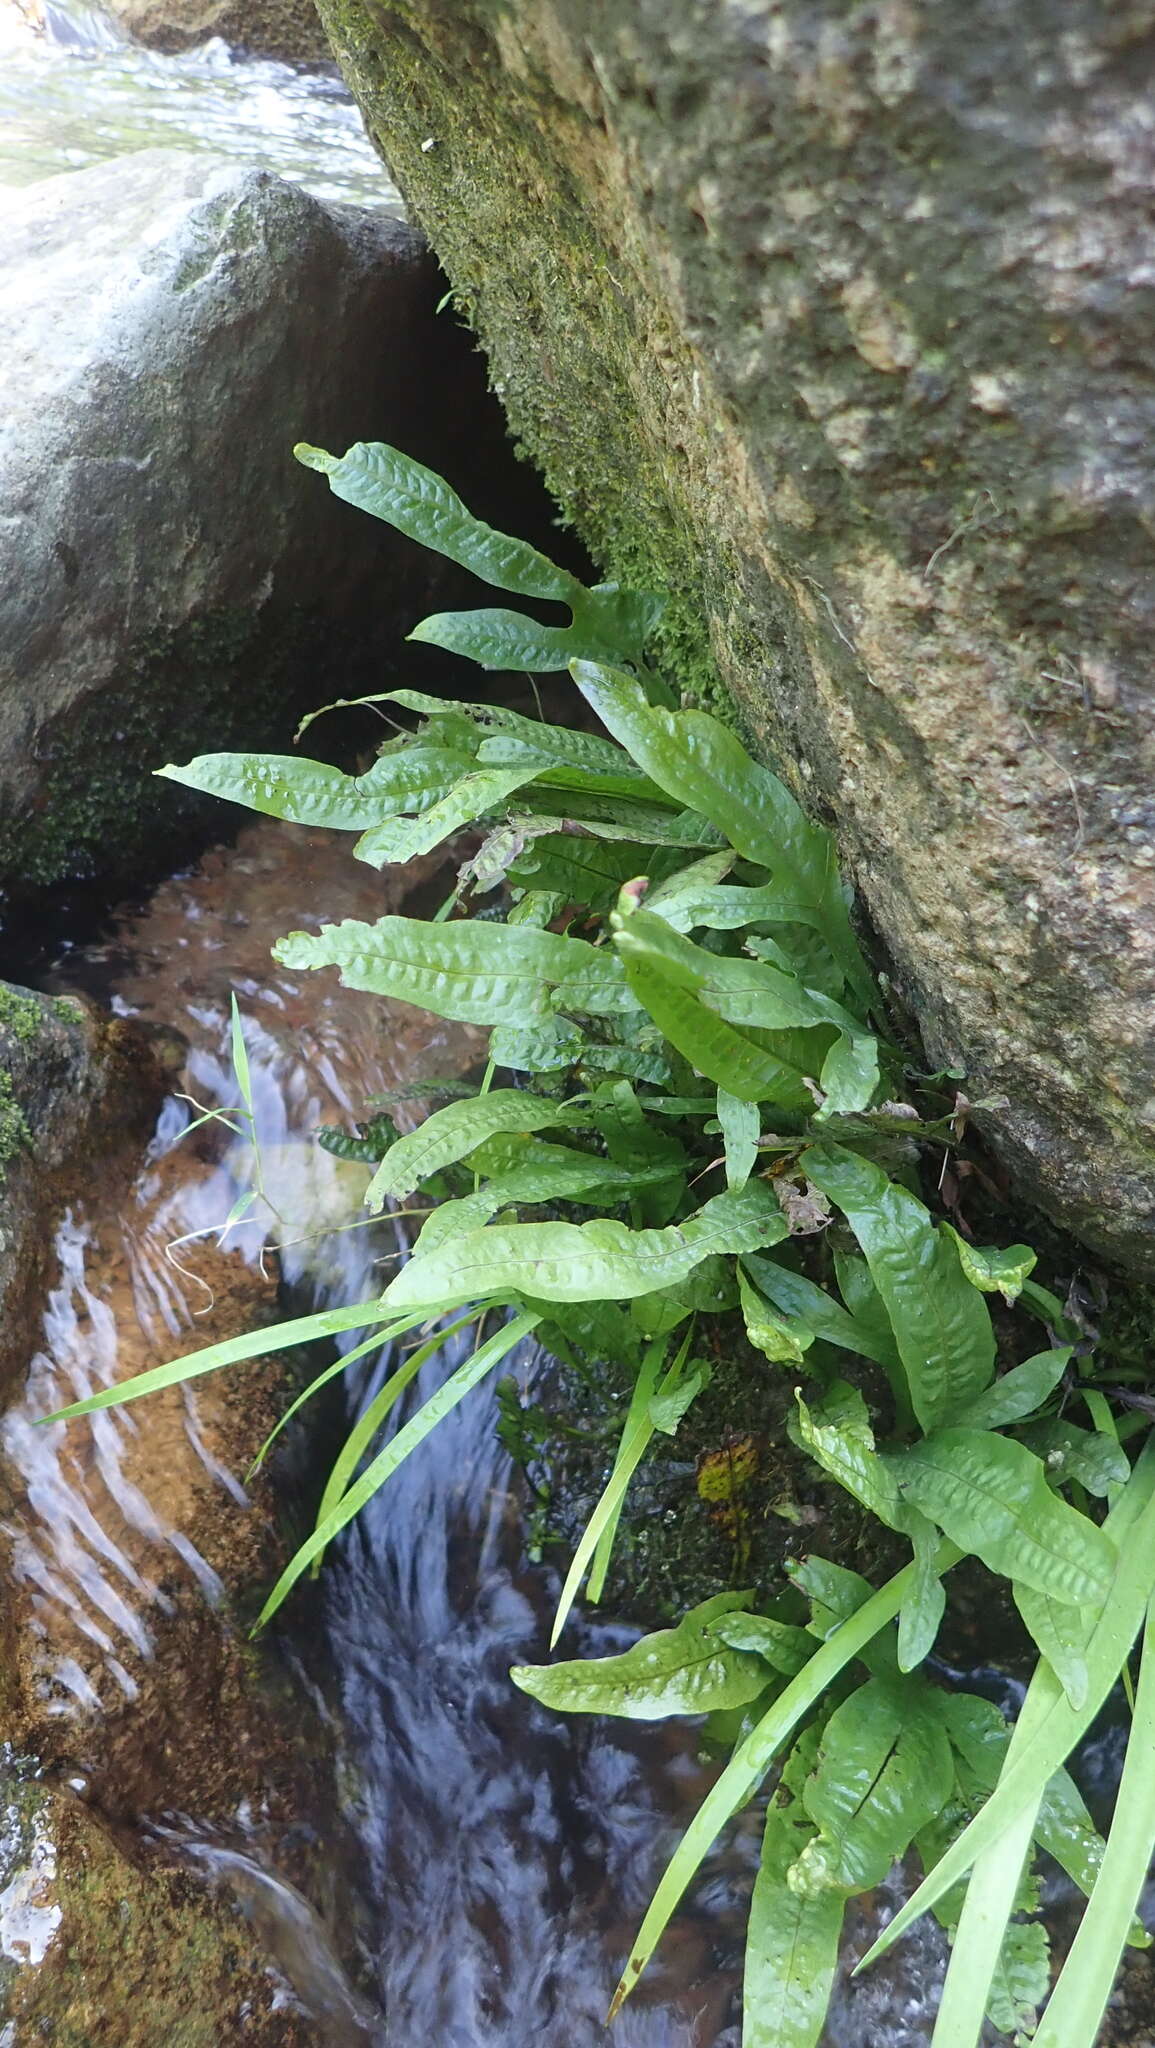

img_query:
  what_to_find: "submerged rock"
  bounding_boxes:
[318,0,1155,1273]
[0,147,458,894]
[0,983,165,1395]
[103,0,332,64]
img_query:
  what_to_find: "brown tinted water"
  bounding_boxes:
[2,812,1083,2046]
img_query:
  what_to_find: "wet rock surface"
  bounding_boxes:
[104,0,332,64]
[318,0,1155,1273]
[0,144,479,894]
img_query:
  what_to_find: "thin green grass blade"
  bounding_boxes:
[607,1546,961,2020]
[587,1337,666,1605]
[1030,1598,1155,2048]
[550,1405,658,1648]
[311,1310,480,1541]
[230,993,255,1117]
[930,1799,1039,2048]
[44,1299,398,1419]
[246,1319,426,1477]
[254,1310,540,1627]
[857,1440,1155,1971]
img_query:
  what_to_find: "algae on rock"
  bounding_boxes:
[317,0,1155,1274]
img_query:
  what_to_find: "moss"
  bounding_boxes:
[0,1073,31,1169]
[0,986,43,1046]
[0,604,346,897]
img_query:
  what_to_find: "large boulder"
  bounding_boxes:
[318,0,1155,1274]
[102,0,331,63]
[0,147,477,897]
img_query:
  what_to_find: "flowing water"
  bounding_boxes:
[0,815,980,2044]
[0,0,399,207]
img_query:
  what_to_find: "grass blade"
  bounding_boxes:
[254,1310,540,1627]
[1030,1597,1155,2048]
[608,1546,960,2019]
[857,1439,1155,1970]
[930,1798,1039,2048]
[44,1300,398,1419]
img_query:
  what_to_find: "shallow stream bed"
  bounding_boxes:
[0,813,1019,2045]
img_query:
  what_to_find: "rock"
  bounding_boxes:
[0,148,466,896]
[103,0,331,64]
[0,984,166,1394]
[317,0,1155,1274]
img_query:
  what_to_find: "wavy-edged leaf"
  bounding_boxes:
[382,1179,789,1311]
[367,1091,591,1206]
[790,1676,954,1897]
[608,1552,955,2021]
[803,1144,995,1431]
[817,1030,879,1116]
[509,832,683,910]
[941,1226,1037,1303]
[1018,1416,1130,1497]
[898,1512,948,1673]
[573,660,875,1006]
[1014,1579,1092,1710]
[614,917,816,1110]
[512,1592,771,1719]
[713,1613,813,1678]
[155,746,475,829]
[353,764,537,868]
[890,1428,1116,1608]
[411,589,662,671]
[274,915,636,1027]
[295,440,584,603]
[857,1442,1155,1973]
[489,1016,586,1072]
[745,1742,844,2048]
[793,1386,907,1532]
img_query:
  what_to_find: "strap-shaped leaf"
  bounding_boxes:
[366,1092,592,1206]
[382,1178,789,1310]
[274,915,637,1026]
[613,918,816,1110]
[745,1735,844,2048]
[791,1676,954,1897]
[717,1088,760,1190]
[511,1593,771,1718]
[803,1143,995,1431]
[890,1429,1116,1608]
[952,1347,1071,1430]
[573,659,875,1005]
[295,440,584,603]
[859,1444,1155,1971]
[157,746,475,829]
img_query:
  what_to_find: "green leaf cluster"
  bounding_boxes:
[50,439,1155,2048]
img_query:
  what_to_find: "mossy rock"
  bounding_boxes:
[316,0,1155,1275]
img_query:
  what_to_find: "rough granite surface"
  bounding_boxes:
[316,0,1155,1271]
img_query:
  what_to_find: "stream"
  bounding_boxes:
[0,815,974,2045]
[0,1,399,207]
